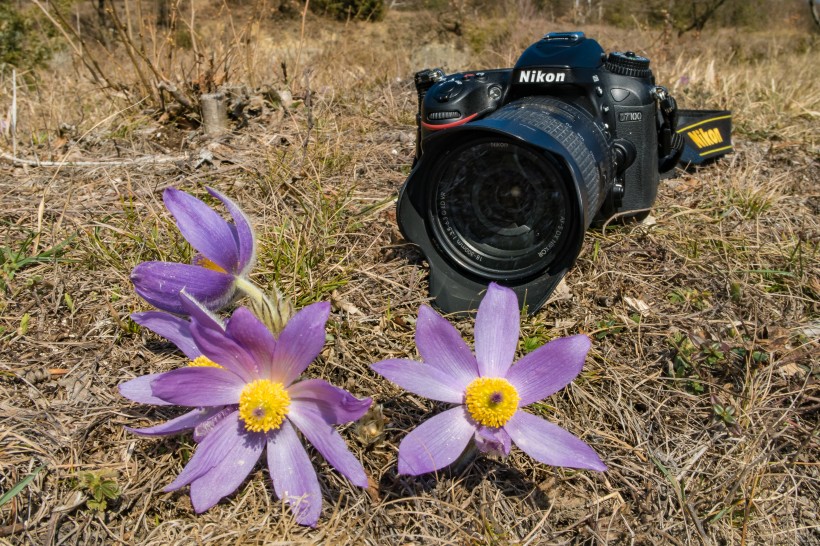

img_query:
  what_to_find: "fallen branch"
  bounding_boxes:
[0,521,25,538]
[0,150,187,167]
[157,81,196,112]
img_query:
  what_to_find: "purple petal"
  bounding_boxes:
[371,359,465,404]
[504,410,606,471]
[287,406,368,488]
[119,373,172,406]
[131,261,236,314]
[164,409,242,491]
[474,426,511,457]
[397,406,476,476]
[207,187,256,275]
[288,379,372,424]
[131,311,200,360]
[150,367,245,406]
[266,420,322,527]
[125,407,226,437]
[193,406,236,442]
[273,301,330,386]
[188,418,265,513]
[224,307,276,379]
[178,291,226,331]
[163,188,240,273]
[506,335,590,407]
[474,283,520,378]
[415,305,479,389]
[187,311,259,383]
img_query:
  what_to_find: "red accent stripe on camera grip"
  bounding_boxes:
[421,113,479,131]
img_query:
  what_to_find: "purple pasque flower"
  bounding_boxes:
[120,309,231,442]
[371,282,606,476]
[120,293,372,526]
[131,187,256,315]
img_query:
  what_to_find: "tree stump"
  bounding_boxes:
[200,93,228,137]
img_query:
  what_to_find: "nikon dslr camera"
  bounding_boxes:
[397,31,684,314]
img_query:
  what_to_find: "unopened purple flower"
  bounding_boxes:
[371,282,606,476]
[131,187,256,315]
[120,294,371,526]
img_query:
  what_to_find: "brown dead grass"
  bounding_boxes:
[0,3,818,545]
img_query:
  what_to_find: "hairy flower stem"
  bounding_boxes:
[449,442,478,475]
[234,277,293,335]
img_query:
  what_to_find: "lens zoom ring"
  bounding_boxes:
[487,97,612,226]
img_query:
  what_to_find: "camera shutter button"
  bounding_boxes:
[435,81,463,103]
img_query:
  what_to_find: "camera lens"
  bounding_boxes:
[430,138,571,278]
[398,95,614,312]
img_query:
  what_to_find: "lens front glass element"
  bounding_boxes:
[431,139,570,277]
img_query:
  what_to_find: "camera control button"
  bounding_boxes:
[596,86,604,97]
[610,88,631,102]
[435,81,463,102]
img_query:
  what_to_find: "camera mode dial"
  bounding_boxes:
[435,80,464,103]
[605,51,651,78]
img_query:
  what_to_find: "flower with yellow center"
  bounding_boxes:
[126,298,372,526]
[464,377,519,428]
[131,186,257,315]
[371,282,607,477]
[238,379,291,433]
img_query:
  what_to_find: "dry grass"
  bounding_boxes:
[1,3,818,544]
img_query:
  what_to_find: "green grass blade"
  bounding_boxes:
[0,466,44,507]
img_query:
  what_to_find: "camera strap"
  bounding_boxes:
[656,88,685,173]
[656,85,733,170]
[676,109,734,166]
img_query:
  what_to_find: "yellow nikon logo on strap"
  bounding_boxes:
[677,113,732,157]
[676,111,733,163]
[687,127,723,149]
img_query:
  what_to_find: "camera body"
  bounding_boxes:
[398,32,681,314]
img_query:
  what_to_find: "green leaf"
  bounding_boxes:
[98,480,120,500]
[18,313,30,335]
[87,499,107,511]
[64,293,75,313]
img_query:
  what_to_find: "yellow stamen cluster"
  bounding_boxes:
[239,379,290,433]
[194,255,227,273]
[187,356,223,368]
[464,377,519,428]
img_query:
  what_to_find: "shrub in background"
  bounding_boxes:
[419,0,813,33]
[0,3,56,70]
[311,0,386,21]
